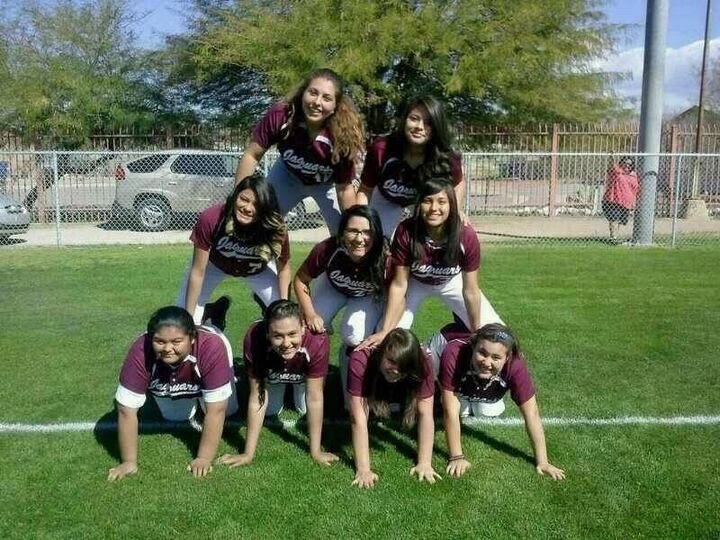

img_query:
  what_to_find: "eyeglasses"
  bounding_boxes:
[344,228,372,239]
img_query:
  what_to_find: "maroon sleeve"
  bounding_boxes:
[197,331,233,390]
[118,335,151,394]
[460,225,481,273]
[507,356,536,406]
[418,352,436,399]
[390,220,413,267]
[336,156,355,185]
[305,332,330,378]
[450,152,463,186]
[278,232,290,265]
[243,322,264,379]
[189,204,223,251]
[347,348,371,397]
[439,340,464,392]
[359,138,384,189]
[298,238,333,279]
[250,103,290,150]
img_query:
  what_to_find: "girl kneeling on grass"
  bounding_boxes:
[177,172,289,323]
[108,306,238,481]
[439,323,565,480]
[348,328,439,488]
[217,300,338,467]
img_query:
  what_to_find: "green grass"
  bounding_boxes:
[1,244,720,538]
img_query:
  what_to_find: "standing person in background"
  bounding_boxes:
[177,172,290,323]
[357,95,466,239]
[359,178,501,350]
[217,300,338,467]
[602,156,639,244]
[293,205,386,405]
[108,306,237,481]
[234,68,365,234]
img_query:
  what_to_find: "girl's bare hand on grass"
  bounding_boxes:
[536,462,566,480]
[410,463,441,483]
[187,457,213,477]
[216,453,253,468]
[445,458,471,478]
[351,469,379,489]
[107,462,138,482]
[311,451,339,466]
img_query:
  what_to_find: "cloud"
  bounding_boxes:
[590,39,720,115]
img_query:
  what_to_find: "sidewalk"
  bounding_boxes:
[3,215,719,248]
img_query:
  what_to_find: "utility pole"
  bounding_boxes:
[632,0,670,246]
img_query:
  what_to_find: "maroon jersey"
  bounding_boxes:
[299,237,376,298]
[439,338,535,406]
[391,219,480,285]
[119,327,232,400]
[252,102,354,185]
[360,136,463,206]
[243,321,329,384]
[347,347,435,403]
[190,203,290,277]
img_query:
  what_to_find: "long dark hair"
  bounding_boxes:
[146,306,197,340]
[283,68,365,164]
[336,205,386,297]
[255,300,304,407]
[390,95,454,183]
[410,177,462,266]
[214,172,286,262]
[469,323,521,364]
[365,329,427,429]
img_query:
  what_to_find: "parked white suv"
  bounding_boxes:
[113,151,321,231]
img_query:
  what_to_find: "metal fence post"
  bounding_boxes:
[671,155,683,248]
[52,152,62,247]
[548,124,559,217]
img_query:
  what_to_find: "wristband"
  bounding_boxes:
[447,454,465,463]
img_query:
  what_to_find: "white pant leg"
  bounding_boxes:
[459,398,471,418]
[293,383,307,415]
[176,260,229,324]
[267,160,305,216]
[305,183,342,235]
[428,273,505,329]
[265,383,286,416]
[339,295,384,346]
[370,190,406,241]
[397,278,433,329]
[245,260,282,308]
[424,330,449,377]
[311,273,348,329]
[200,324,240,417]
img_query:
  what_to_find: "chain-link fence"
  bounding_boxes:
[1,150,718,247]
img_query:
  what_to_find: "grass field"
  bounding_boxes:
[1,243,719,539]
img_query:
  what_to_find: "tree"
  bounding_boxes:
[192,0,626,134]
[0,0,153,147]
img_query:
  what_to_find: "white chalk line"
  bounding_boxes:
[2,415,720,433]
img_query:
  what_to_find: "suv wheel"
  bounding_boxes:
[135,196,171,231]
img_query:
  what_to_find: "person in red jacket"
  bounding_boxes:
[602,156,640,243]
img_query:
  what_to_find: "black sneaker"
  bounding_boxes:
[202,296,231,331]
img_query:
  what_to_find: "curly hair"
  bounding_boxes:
[214,172,286,263]
[284,68,365,164]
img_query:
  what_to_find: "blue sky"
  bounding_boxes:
[134,0,718,115]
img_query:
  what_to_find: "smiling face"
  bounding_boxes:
[342,215,374,262]
[379,354,405,383]
[471,339,509,380]
[233,188,258,226]
[404,105,432,147]
[301,77,337,130]
[419,190,451,230]
[267,316,305,360]
[151,325,195,366]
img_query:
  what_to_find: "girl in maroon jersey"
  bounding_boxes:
[217,300,338,468]
[360,178,502,349]
[234,68,365,234]
[108,306,237,481]
[348,329,440,488]
[440,323,565,480]
[357,95,466,239]
[293,205,386,404]
[177,172,290,323]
